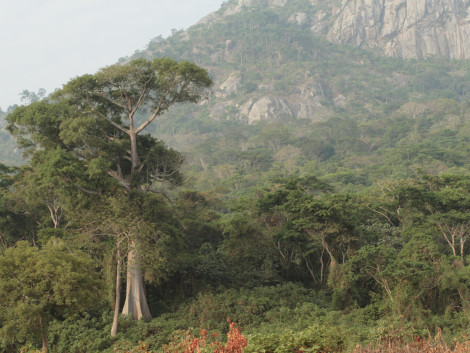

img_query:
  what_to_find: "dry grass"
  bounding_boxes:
[353,341,470,353]
[352,329,470,353]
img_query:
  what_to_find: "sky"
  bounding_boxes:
[0,0,226,111]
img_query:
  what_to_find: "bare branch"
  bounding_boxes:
[93,108,130,135]
[107,170,130,190]
[135,95,167,134]
[130,80,152,117]
[145,188,187,231]
[91,90,128,111]
[365,205,395,226]
[0,234,8,250]
[73,184,102,196]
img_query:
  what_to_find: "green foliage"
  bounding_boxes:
[2,2,470,352]
[245,324,344,353]
[48,311,113,353]
[6,100,73,153]
[0,241,102,351]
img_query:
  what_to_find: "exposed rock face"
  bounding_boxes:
[334,94,347,107]
[327,0,470,59]
[270,0,289,6]
[296,100,322,118]
[216,74,242,97]
[224,0,254,15]
[289,12,309,26]
[240,99,254,118]
[293,81,324,118]
[245,96,293,124]
[311,10,329,34]
[214,0,470,59]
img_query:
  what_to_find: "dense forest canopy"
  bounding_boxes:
[1,1,470,352]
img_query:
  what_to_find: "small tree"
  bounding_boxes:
[0,241,102,353]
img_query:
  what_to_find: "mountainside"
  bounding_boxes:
[227,0,470,59]
[4,0,470,190]
[3,2,470,352]
[117,0,470,195]
[189,0,470,60]
[136,0,470,123]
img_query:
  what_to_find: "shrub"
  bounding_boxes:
[244,324,344,353]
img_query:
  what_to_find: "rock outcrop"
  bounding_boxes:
[270,0,289,7]
[327,0,470,59]
[243,96,293,124]
[223,0,254,16]
[289,12,309,26]
[219,0,470,59]
[216,74,242,97]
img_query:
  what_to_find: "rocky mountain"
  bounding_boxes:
[123,0,470,192]
[131,0,470,127]
[198,0,470,60]
[328,0,470,59]
[4,0,470,190]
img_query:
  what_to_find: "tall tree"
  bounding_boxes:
[60,58,212,190]
[7,58,213,327]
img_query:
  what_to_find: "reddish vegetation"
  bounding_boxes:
[114,321,247,353]
[163,320,247,353]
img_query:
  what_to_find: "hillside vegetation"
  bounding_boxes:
[1,1,470,352]
[128,0,470,197]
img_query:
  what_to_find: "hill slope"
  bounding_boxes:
[120,0,470,195]
[2,2,470,352]
[3,0,470,192]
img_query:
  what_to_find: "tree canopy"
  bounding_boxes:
[0,241,101,353]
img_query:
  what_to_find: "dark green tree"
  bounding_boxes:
[392,174,470,260]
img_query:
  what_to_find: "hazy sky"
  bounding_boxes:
[0,0,226,110]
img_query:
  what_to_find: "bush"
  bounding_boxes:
[245,324,344,353]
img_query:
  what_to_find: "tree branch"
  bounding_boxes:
[145,188,187,231]
[130,80,152,117]
[135,95,168,134]
[73,184,102,195]
[93,108,130,135]
[91,90,128,111]
[0,234,7,250]
[365,205,395,226]
[107,170,130,190]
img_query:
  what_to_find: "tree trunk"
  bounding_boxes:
[42,333,48,353]
[111,241,122,336]
[122,242,151,320]
[39,316,48,353]
[322,237,337,268]
[124,118,151,320]
[129,131,140,174]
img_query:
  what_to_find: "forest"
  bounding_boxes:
[1,57,469,353]
[2,1,470,352]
